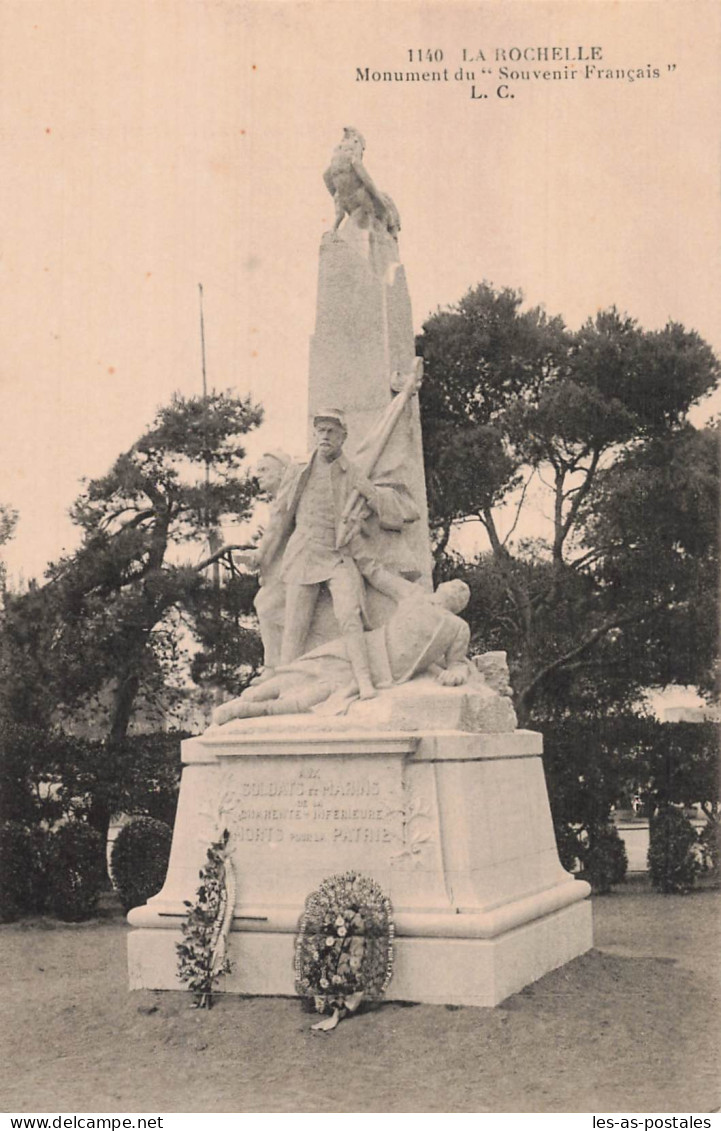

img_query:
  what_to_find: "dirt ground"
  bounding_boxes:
[1,874,719,1114]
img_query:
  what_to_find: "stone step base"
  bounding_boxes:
[128,898,592,1008]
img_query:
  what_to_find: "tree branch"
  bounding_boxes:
[536,468,555,492]
[569,547,603,571]
[193,543,256,573]
[483,507,532,634]
[559,448,601,548]
[98,506,155,531]
[518,603,662,708]
[552,467,566,565]
[502,470,536,548]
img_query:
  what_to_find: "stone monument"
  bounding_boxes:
[127,129,592,1007]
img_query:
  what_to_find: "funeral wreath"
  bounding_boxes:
[295,871,395,1031]
[176,828,235,1008]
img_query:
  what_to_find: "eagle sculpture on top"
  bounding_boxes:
[323,127,401,239]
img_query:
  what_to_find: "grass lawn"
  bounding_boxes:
[1,874,719,1113]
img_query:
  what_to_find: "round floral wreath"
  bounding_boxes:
[294,871,394,1030]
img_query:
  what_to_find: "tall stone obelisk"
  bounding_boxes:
[307,131,433,608]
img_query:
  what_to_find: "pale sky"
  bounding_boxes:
[1,0,719,583]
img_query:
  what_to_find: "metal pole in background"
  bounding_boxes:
[199,285,223,706]
[199,283,222,581]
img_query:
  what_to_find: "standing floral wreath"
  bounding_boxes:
[176,828,235,1008]
[294,871,395,1031]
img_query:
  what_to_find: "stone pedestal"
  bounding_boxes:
[127,684,592,1007]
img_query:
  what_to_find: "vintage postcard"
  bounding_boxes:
[1,0,719,1117]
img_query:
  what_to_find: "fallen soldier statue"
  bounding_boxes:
[212,579,474,724]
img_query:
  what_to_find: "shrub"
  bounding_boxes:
[0,821,48,921]
[648,807,701,893]
[110,816,173,912]
[0,722,67,828]
[584,822,628,894]
[553,820,627,892]
[47,822,105,921]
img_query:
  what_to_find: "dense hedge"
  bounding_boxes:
[0,721,187,921]
[543,715,718,842]
[47,822,105,921]
[647,807,700,893]
[0,821,48,921]
[0,722,184,833]
[584,823,628,894]
[554,819,628,893]
[111,816,173,912]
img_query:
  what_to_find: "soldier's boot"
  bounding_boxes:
[345,632,377,700]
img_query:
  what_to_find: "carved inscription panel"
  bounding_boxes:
[212,755,405,906]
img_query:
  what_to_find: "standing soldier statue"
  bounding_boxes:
[254,365,424,699]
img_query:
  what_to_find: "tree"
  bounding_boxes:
[578,426,719,701]
[0,391,263,840]
[418,284,719,724]
[0,503,18,593]
[187,568,264,697]
[540,710,718,890]
[631,719,719,821]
